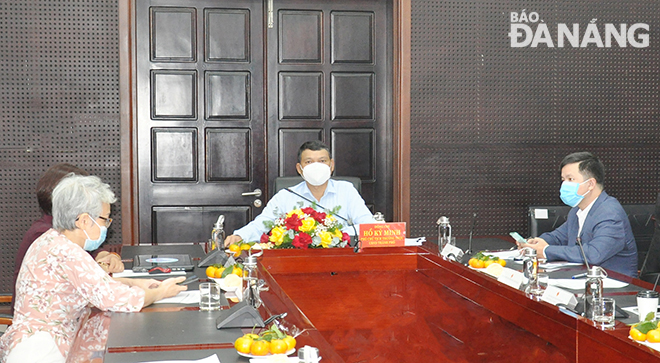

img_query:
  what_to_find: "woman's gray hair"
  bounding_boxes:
[52,174,117,231]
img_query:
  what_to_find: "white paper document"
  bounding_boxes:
[539,261,583,272]
[138,354,220,363]
[483,249,520,260]
[153,290,200,304]
[112,270,187,278]
[405,237,426,246]
[548,277,629,290]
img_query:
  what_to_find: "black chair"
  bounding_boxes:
[639,193,660,283]
[272,176,361,197]
[0,293,12,335]
[528,206,571,237]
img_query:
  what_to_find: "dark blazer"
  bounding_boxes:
[540,191,638,277]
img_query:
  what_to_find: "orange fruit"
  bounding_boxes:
[269,339,288,354]
[213,267,225,278]
[283,335,296,350]
[648,329,660,343]
[240,243,251,251]
[250,340,269,356]
[232,266,243,277]
[484,260,495,267]
[234,336,252,354]
[228,243,242,257]
[473,259,484,268]
[630,326,647,342]
[497,259,506,267]
[205,266,217,278]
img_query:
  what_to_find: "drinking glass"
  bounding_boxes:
[593,297,615,328]
[199,282,221,311]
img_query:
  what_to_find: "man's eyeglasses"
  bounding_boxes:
[98,216,113,228]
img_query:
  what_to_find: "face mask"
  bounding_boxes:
[82,216,107,251]
[302,162,331,186]
[560,179,591,207]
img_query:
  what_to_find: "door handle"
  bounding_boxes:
[241,188,262,197]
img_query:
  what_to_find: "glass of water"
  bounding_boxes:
[593,297,616,328]
[199,282,221,311]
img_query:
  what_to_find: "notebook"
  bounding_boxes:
[132,254,195,272]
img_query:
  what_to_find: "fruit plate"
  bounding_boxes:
[237,348,296,359]
[629,336,660,352]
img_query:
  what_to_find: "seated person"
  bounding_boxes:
[11,163,123,314]
[519,152,638,277]
[0,174,186,363]
[225,140,376,245]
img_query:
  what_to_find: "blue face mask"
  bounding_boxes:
[82,217,107,251]
[559,179,591,207]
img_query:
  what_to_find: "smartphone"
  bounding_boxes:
[509,231,527,244]
[178,275,199,285]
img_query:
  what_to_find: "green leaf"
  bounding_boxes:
[645,312,657,322]
[220,267,233,278]
[635,321,657,334]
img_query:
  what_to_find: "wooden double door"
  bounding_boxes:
[134,0,393,243]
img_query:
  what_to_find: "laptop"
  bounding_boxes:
[132,254,195,272]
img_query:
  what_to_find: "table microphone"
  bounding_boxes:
[467,212,477,255]
[575,236,591,271]
[283,188,361,252]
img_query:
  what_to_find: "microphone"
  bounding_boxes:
[283,188,361,252]
[467,212,477,255]
[575,236,591,270]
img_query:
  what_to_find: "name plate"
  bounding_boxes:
[360,222,406,247]
[541,285,579,310]
[497,268,524,289]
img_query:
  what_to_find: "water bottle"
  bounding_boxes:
[522,247,538,286]
[210,215,225,251]
[436,216,452,248]
[584,266,607,319]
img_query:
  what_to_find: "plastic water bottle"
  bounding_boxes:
[211,215,225,251]
[436,216,452,248]
[584,266,607,319]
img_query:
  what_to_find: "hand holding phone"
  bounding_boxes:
[509,232,527,244]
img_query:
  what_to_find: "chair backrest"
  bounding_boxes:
[639,193,660,277]
[273,176,361,196]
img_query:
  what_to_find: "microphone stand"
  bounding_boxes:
[575,236,591,271]
[467,212,477,255]
[283,188,361,252]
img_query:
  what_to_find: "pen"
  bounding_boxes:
[572,273,587,279]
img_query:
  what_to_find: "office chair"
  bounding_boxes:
[0,293,12,330]
[639,193,660,284]
[272,176,361,196]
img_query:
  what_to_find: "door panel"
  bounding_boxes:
[136,0,264,244]
[267,0,392,218]
[135,0,392,244]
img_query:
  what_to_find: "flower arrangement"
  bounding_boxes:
[260,203,351,249]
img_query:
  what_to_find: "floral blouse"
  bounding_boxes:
[0,229,145,361]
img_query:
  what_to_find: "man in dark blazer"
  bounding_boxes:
[520,152,638,277]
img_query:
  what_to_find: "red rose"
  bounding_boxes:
[284,214,302,231]
[312,211,326,223]
[301,207,315,215]
[292,232,313,249]
[260,233,270,244]
[342,232,351,242]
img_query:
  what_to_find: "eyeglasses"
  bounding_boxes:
[98,216,113,228]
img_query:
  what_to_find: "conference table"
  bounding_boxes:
[67,238,660,362]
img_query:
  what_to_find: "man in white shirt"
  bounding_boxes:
[224,140,376,245]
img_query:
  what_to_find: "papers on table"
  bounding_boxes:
[539,261,583,272]
[138,354,220,363]
[483,249,521,260]
[112,270,187,278]
[622,306,660,320]
[548,277,629,290]
[153,290,200,305]
[405,237,426,246]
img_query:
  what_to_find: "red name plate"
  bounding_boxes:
[359,222,407,247]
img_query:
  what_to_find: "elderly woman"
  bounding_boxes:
[0,175,186,363]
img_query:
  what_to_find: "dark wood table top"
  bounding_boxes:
[63,240,660,362]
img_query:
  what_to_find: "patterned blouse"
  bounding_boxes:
[0,229,145,361]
